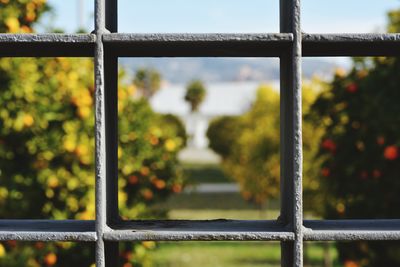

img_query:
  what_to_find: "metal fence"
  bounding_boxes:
[1,0,400,266]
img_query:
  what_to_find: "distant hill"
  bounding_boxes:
[120,58,339,84]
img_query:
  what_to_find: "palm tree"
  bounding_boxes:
[184,79,206,112]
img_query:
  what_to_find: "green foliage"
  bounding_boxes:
[219,86,280,205]
[184,80,206,112]
[387,9,400,33]
[0,57,96,221]
[0,2,186,266]
[308,10,400,266]
[159,114,188,147]
[0,56,186,267]
[0,0,49,33]
[310,57,400,266]
[207,84,324,209]
[206,116,242,158]
[133,68,161,99]
[119,99,186,218]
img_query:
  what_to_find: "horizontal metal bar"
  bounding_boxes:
[103,33,294,42]
[0,34,96,43]
[104,220,294,241]
[2,33,400,57]
[0,220,96,241]
[304,220,400,241]
[0,34,95,57]
[103,33,293,57]
[303,33,400,56]
[1,218,399,242]
[104,33,400,57]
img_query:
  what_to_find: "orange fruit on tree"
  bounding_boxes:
[44,252,57,266]
[384,145,398,160]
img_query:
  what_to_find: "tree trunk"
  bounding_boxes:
[323,242,332,267]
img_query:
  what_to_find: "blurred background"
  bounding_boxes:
[0,0,399,266]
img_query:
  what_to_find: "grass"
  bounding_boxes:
[168,209,280,220]
[183,163,232,184]
[159,192,279,210]
[146,162,339,266]
[149,242,340,267]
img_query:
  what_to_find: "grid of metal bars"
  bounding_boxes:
[1,0,400,266]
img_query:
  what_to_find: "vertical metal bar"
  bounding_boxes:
[280,0,303,266]
[104,0,120,266]
[94,0,107,266]
[105,0,119,228]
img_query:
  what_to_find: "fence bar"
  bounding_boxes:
[104,0,120,266]
[0,220,96,241]
[4,32,400,58]
[304,220,400,241]
[0,0,398,266]
[0,34,95,57]
[303,33,400,56]
[94,0,108,266]
[280,0,303,266]
[104,220,294,241]
[102,33,292,57]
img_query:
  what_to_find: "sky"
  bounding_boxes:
[39,0,399,68]
[43,0,399,34]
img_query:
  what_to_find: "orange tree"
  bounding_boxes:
[207,84,324,212]
[308,10,400,266]
[0,1,186,266]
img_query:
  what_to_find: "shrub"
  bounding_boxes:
[206,116,242,158]
[0,1,186,266]
[207,83,324,212]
